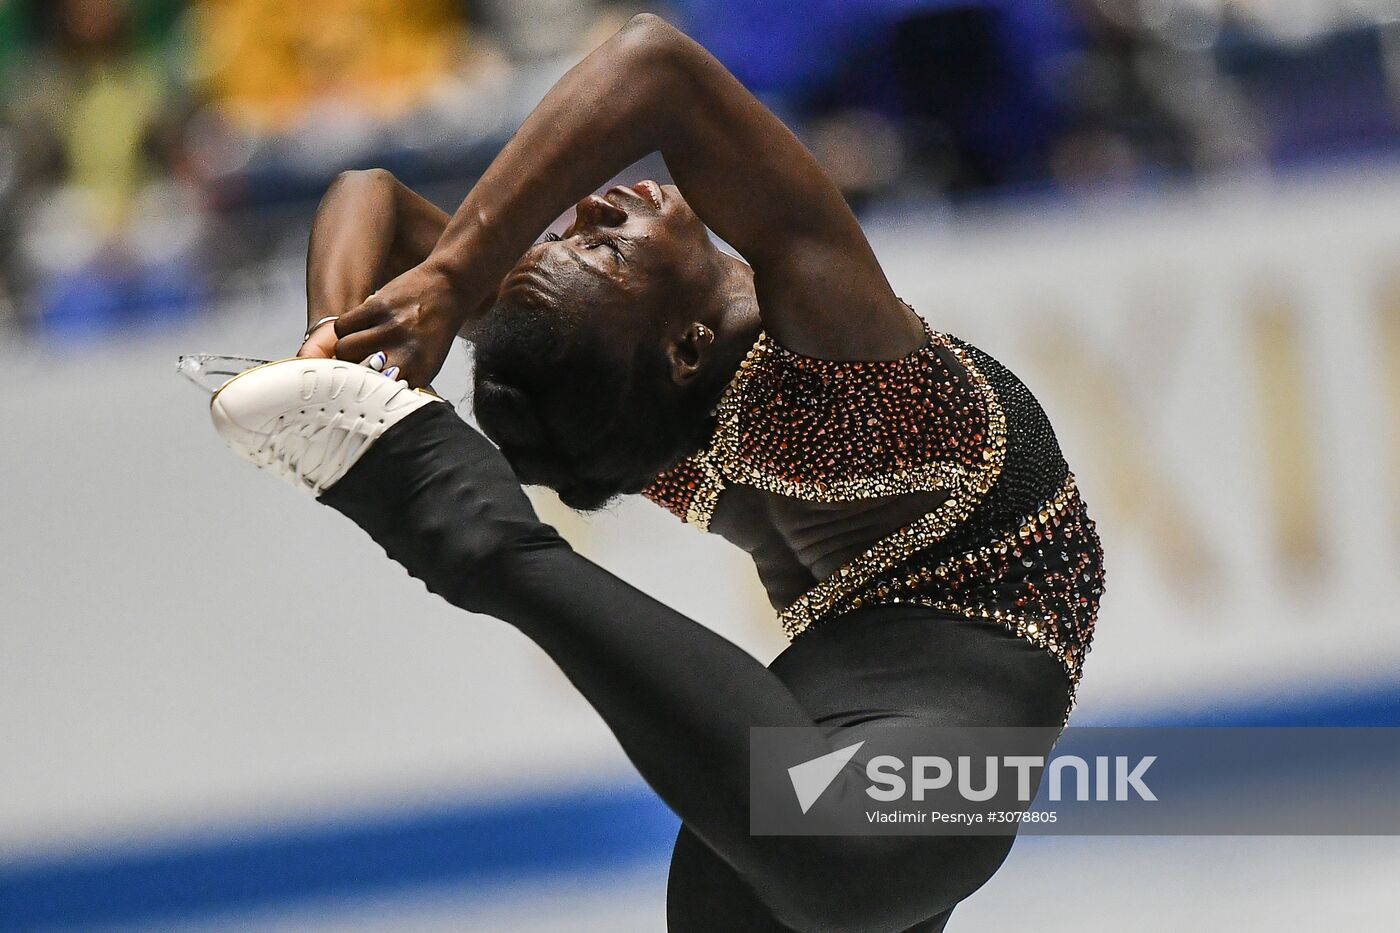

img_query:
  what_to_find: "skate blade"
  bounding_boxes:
[176,354,274,395]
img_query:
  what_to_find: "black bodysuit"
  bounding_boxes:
[644,316,1103,707]
[320,318,1103,932]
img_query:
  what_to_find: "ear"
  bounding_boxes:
[666,322,716,386]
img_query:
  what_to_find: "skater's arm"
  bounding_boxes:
[299,169,450,359]
[333,13,916,385]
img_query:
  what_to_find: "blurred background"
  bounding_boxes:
[2,0,1399,929]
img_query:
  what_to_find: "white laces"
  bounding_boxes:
[255,408,371,494]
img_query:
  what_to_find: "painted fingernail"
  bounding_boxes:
[384,366,400,380]
[368,352,386,371]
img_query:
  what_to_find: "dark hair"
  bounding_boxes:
[471,293,721,511]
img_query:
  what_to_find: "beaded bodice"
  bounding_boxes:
[642,316,1104,696]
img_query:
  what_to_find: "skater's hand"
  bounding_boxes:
[297,318,339,359]
[333,260,466,387]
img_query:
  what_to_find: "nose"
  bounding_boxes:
[575,194,628,228]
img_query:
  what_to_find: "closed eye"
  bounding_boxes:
[581,234,625,260]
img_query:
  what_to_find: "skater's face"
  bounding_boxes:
[471,183,724,510]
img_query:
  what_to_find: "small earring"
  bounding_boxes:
[696,324,712,342]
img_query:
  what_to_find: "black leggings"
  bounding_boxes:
[320,404,1072,932]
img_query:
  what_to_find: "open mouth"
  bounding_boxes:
[632,180,664,210]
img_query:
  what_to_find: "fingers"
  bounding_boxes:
[297,323,339,359]
[335,294,407,375]
[335,293,391,340]
[334,324,397,368]
[359,352,398,381]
